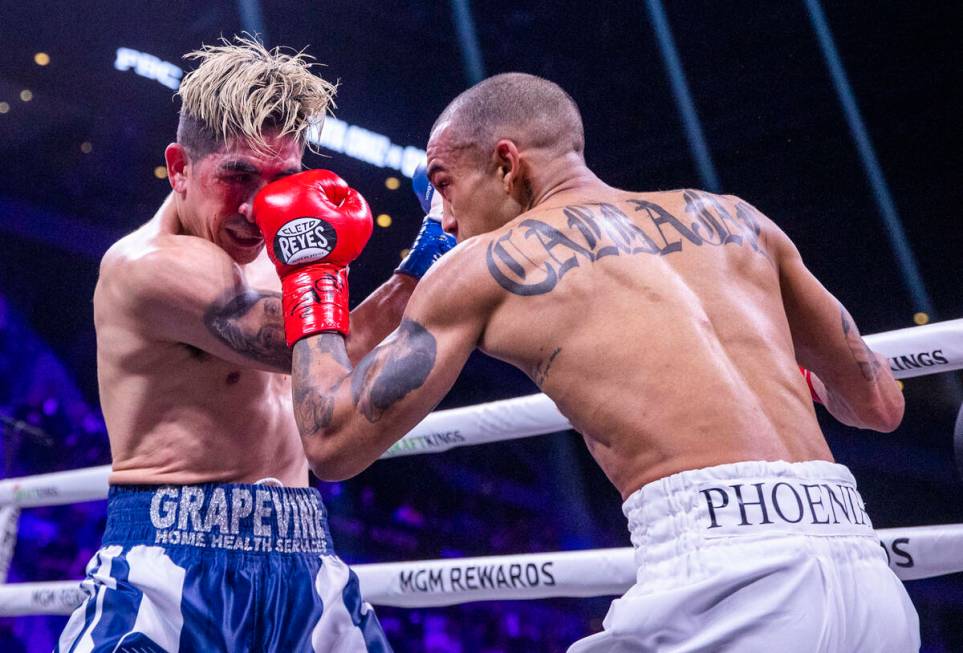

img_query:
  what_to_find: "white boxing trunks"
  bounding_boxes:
[568,460,920,652]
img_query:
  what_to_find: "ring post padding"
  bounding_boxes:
[0,506,19,583]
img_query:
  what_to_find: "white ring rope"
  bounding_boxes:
[1,318,961,616]
[2,524,962,616]
[1,318,961,510]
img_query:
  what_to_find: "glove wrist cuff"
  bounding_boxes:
[281,264,350,345]
[396,216,454,279]
[799,366,822,404]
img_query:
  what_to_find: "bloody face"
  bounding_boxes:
[178,133,303,263]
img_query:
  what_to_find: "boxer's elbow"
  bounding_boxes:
[302,429,368,482]
[866,391,904,433]
[844,387,904,433]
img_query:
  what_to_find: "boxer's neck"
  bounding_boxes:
[524,152,608,211]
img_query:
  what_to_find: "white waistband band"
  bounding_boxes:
[623,460,875,547]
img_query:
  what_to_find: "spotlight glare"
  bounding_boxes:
[384,176,400,190]
[0,102,9,114]
[913,312,929,326]
[34,52,50,66]
[80,141,93,154]
[376,214,392,228]
[399,248,410,260]
[19,89,33,102]
[154,166,168,179]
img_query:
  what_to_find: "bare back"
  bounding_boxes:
[96,197,308,486]
[474,189,831,497]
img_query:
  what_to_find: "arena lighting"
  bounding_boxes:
[0,102,9,114]
[376,214,393,228]
[19,89,32,102]
[308,116,426,178]
[804,0,935,319]
[645,0,720,192]
[33,52,50,66]
[112,47,427,178]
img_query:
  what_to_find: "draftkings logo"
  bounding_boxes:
[273,217,338,265]
[888,350,948,373]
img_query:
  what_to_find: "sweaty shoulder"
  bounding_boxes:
[410,235,505,321]
[97,228,241,325]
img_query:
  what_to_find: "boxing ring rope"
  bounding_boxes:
[3,318,961,510]
[1,318,961,616]
[3,524,963,616]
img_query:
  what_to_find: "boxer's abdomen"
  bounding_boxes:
[101,337,309,487]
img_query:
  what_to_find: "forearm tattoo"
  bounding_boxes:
[351,319,437,423]
[204,290,292,372]
[292,319,437,436]
[292,335,349,436]
[486,192,770,296]
[840,304,881,381]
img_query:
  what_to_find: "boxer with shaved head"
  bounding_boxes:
[270,72,919,651]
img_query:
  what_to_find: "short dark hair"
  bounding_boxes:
[433,72,585,162]
[176,112,222,160]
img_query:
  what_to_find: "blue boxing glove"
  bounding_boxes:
[396,163,457,279]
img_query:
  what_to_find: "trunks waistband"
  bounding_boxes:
[623,460,876,542]
[103,483,333,555]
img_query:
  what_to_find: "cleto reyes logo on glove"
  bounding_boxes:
[273,216,339,265]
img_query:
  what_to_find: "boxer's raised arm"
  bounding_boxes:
[101,236,294,372]
[290,243,494,481]
[767,216,904,431]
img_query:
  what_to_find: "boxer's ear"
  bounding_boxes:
[493,140,521,194]
[165,143,189,193]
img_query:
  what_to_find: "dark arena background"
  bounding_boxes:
[1,2,962,651]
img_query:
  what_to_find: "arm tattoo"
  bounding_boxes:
[351,319,437,423]
[204,290,292,372]
[840,305,881,381]
[292,335,349,436]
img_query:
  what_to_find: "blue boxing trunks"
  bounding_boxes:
[56,483,391,652]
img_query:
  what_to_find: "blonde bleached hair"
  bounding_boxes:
[176,35,337,157]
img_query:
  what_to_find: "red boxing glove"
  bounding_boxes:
[253,169,373,345]
[799,366,822,404]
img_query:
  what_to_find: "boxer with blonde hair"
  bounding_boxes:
[58,37,451,652]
